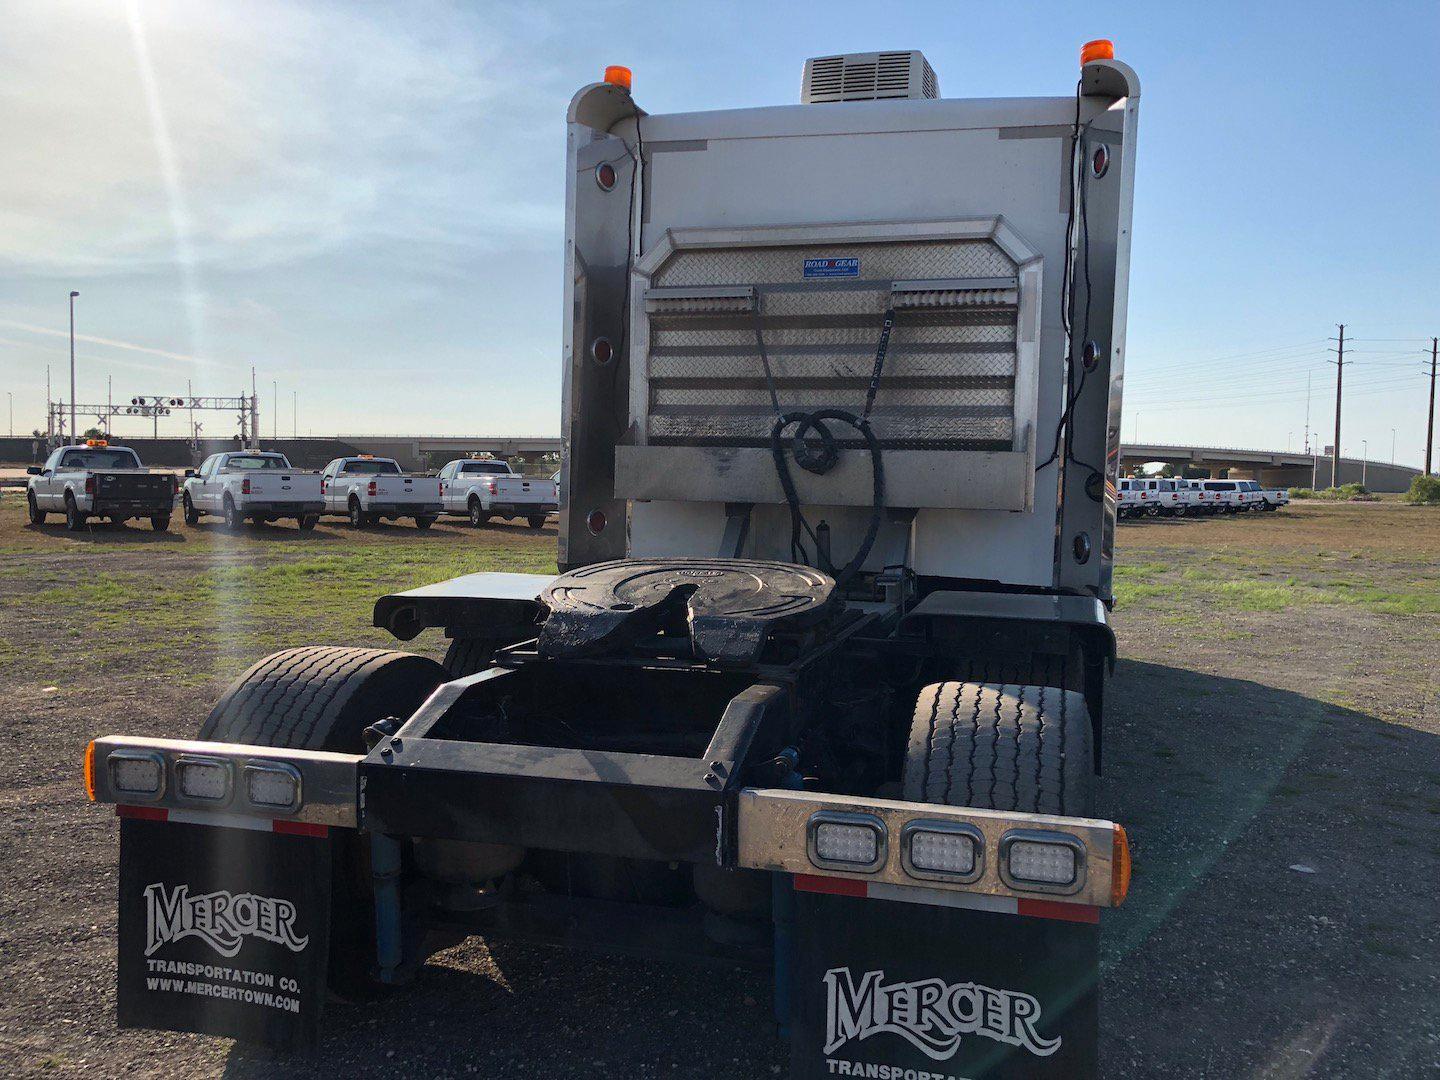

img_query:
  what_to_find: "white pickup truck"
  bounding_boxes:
[26,440,177,532]
[321,456,444,529]
[438,457,558,529]
[1242,480,1289,511]
[181,451,324,531]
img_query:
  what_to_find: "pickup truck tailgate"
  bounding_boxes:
[94,471,173,509]
[490,477,557,504]
[246,472,323,501]
[374,476,442,503]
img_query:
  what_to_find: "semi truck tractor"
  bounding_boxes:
[86,41,1140,1078]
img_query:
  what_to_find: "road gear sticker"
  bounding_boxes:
[117,818,332,1048]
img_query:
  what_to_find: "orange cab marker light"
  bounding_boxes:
[604,65,633,92]
[1081,39,1115,66]
[1111,823,1131,906]
[84,740,97,802]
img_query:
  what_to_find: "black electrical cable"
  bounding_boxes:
[753,301,893,586]
[1036,79,1105,502]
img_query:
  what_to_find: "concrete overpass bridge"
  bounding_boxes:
[1120,443,1422,493]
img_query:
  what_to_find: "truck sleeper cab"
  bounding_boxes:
[87,42,1141,1080]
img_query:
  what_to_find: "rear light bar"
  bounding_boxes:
[736,788,1128,911]
[84,736,360,828]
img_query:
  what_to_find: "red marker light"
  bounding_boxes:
[587,509,607,535]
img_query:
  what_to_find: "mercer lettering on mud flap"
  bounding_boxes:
[144,882,310,959]
[823,968,1061,1060]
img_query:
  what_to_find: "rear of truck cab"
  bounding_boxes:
[89,39,1141,1080]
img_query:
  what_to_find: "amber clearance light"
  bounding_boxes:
[1111,823,1132,906]
[83,740,96,801]
[604,65,632,92]
[1080,39,1115,66]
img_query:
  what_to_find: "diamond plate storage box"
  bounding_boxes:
[617,219,1043,512]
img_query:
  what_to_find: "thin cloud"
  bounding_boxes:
[0,318,225,368]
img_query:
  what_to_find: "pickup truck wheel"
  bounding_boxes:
[64,494,87,532]
[414,516,435,530]
[150,514,171,532]
[467,499,488,528]
[199,646,447,998]
[526,515,547,530]
[222,497,243,531]
[182,493,201,526]
[1144,505,1161,518]
[348,498,365,528]
[903,682,1094,817]
[298,515,318,531]
[27,493,46,526]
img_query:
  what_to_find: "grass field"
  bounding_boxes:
[1,491,1437,1078]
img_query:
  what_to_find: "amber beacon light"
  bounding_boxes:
[1080,39,1115,66]
[604,65,633,91]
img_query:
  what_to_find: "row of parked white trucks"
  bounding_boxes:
[1117,476,1289,519]
[27,442,557,531]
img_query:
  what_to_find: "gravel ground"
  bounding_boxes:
[1,497,1436,1078]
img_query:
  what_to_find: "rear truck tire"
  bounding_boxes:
[467,497,485,528]
[64,493,87,532]
[199,646,447,998]
[903,682,1094,817]
[526,515,546,530]
[151,514,171,532]
[222,496,243,531]
[27,492,46,525]
[1173,505,1187,517]
[182,493,201,525]
[442,636,493,677]
[1144,504,1161,518]
[414,516,435,530]
[298,515,318,531]
[348,497,365,528]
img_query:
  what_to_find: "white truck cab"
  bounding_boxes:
[26,440,176,532]
[321,456,444,529]
[438,458,559,529]
[182,451,324,531]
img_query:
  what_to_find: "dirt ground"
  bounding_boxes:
[1,494,1436,1078]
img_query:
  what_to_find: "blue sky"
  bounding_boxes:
[1,0,1436,464]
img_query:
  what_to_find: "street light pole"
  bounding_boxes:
[7,391,12,436]
[68,291,79,444]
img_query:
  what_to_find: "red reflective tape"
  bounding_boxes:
[272,819,328,838]
[793,873,869,898]
[116,804,168,822]
[1016,898,1100,924]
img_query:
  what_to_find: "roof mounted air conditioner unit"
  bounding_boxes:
[801,51,939,104]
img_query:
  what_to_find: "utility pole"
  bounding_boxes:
[292,390,297,439]
[1303,372,1311,454]
[45,365,51,441]
[107,376,112,435]
[1329,324,1344,487]
[68,291,79,445]
[1361,440,1367,489]
[272,380,277,441]
[1427,337,1437,475]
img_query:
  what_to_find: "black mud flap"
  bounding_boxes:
[117,817,332,1049]
[791,887,1098,1080]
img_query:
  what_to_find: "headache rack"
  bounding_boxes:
[616,219,1041,512]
